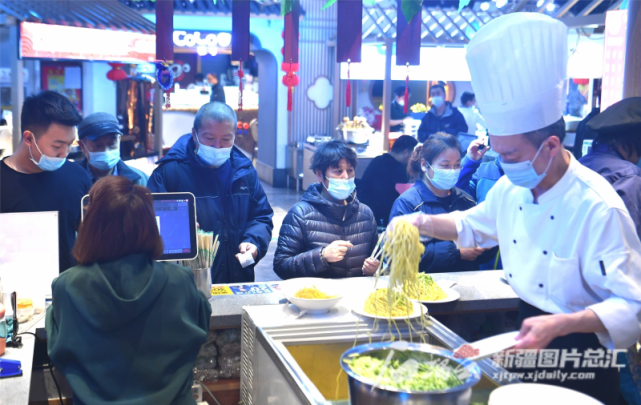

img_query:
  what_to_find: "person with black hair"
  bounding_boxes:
[417,83,468,142]
[389,133,496,273]
[458,91,486,135]
[1,91,92,272]
[274,140,379,279]
[207,73,226,104]
[358,135,418,226]
[390,85,410,132]
[579,97,641,238]
[147,102,273,284]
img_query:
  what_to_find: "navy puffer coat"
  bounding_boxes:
[274,183,379,279]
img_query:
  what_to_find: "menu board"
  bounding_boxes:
[601,10,628,112]
[41,62,83,112]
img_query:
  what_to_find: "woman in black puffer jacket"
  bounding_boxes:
[274,140,380,279]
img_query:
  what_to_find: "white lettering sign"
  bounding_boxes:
[173,31,232,48]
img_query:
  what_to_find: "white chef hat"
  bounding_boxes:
[465,13,568,136]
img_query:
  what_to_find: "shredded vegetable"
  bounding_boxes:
[294,286,337,299]
[344,352,464,391]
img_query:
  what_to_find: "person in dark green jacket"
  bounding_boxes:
[46,176,211,405]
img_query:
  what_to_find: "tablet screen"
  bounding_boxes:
[81,191,198,261]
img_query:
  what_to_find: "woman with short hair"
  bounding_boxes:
[46,176,211,405]
[274,140,379,279]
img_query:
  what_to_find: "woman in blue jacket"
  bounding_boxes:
[389,133,496,273]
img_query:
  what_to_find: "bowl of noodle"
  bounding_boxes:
[280,277,345,314]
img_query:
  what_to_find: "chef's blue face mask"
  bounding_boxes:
[324,176,356,200]
[29,136,66,171]
[196,132,232,167]
[500,139,553,189]
[86,146,120,171]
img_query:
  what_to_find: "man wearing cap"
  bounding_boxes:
[391,13,641,403]
[579,97,641,237]
[417,82,468,142]
[77,113,148,186]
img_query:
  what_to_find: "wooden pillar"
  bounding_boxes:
[154,87,164,157]
[382,38,393,152]
[10,22,24,153]
[623,0,641,97]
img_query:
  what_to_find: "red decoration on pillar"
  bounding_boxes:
[282,61,300,112]
[404,63,410,114]
[346,59,352,108]
[106,63,127,81]
[237,62,244,111]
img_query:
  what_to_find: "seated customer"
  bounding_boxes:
[274,140,380,279]
[46,176,211,405]
[359,135,418,226]
[147,102,273,284]
[390,133,496,273]
[77,112,148,186]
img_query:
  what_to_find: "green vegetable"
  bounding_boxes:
[344,352,464,392]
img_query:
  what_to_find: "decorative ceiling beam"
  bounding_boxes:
[554,0,580,18]
[509,0,530,13]
[536,0,554,13]
[579,0,605,16]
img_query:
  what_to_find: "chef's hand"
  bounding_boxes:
[362,258,380,276]
[460,248,485,261]
[239,242,258,260]
[387,213,434,237]
[323,240,354,263]
[515,314,567,350]
[467,139,489,162]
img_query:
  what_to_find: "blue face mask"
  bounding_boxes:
[423,163,460,190]
[324,177,356,200]
[500,140,553,189]
[196,135,232,167]
[29,137,66,171]
[431,96,445,108]
[87,147,120,171]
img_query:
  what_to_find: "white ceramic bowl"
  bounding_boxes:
[280,278,345,314]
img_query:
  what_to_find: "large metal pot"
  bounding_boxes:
[340,342,481,405]
[341,128,372,144]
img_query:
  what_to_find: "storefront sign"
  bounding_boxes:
[173,30,232,48]
[601,9,628,112]
[20,22,155,63]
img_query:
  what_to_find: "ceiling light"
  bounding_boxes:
[547,3,556,11]
[496,0,508,8]
[536,0,545,7]
[480,2,490,11]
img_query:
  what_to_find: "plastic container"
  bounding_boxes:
[16,297,34,318]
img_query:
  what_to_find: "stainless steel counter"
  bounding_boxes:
[209,271,518,328]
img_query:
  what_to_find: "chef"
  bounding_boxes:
[391,13,641,403]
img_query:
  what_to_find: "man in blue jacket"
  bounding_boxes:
[147,102,274,284]
[417,83,468,142]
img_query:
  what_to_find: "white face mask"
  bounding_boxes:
[432,96,445,108]
[29,137,66,171]
[500,140,553,189]
[196,134,232,167]
[397,98,405,107]
[87,147,120,171]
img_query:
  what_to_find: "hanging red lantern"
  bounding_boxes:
[243,122,250,130]
[281,62,300,72]
[282,61,300,112]
[573,78,590,86]
[106,63,128,81]
[282,74,300,87]
[237,122,244,129]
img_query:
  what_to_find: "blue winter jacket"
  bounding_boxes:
[147,134,274,284]
[456,155,504,204]
[389,180,497,273]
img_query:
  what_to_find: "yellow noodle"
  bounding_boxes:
[414,273,448,301]
[364,288,413,317]
[294,286,337,299]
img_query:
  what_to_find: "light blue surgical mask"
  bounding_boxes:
[432,96,445,108]
[87,147,120,171]
[324,177,356,201]
[500,140,553,189]
[423,163,460,191]
[196,135,232,167]
[29,137,66,171]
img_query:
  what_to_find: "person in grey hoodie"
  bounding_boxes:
[46,176,211,405]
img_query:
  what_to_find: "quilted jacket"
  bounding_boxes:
[273,183,379,279]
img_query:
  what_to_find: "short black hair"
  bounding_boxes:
[408,133,461,178]
[0,119,7,126]
[523,117,566,147]
[594,131,641,158]
[461,92,475,106]
[394,86,407,98]
[195,73,204,82]
[21,91,82,139]
[194,101,237,132]
[430,82,446,95]
[310,139,358,175]
[391,135,418,153]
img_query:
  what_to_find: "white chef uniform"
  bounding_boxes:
[458,11,641,352]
